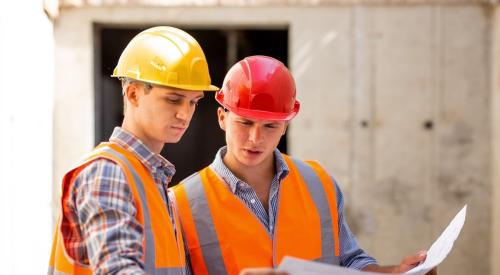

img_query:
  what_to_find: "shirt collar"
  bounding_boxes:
[209,146,289,193]
[109,127,176,177]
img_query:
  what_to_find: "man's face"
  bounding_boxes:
[127,82,204,151]
[218,108,288,169]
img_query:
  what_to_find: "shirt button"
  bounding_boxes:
[250,199,256,204]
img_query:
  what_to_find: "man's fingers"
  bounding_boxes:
[402,250,427,266]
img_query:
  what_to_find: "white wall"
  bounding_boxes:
[0,1,54,273]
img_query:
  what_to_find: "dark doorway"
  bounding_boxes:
[94,25,288,184]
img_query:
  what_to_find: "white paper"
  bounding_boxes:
[279,257,384,275]
[405,205,467,274]
[278,205,467,275]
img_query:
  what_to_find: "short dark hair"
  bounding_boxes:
[120,77,154,114]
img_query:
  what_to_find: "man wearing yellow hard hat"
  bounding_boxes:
[48,26,217,275]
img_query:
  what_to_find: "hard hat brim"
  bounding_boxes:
[216,94,300,121]
[111,74,219,92]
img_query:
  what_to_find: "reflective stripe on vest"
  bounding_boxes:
[179,172,228,275]
[48,143,186,275]
[173,154,340,275]
[292,158,340,263]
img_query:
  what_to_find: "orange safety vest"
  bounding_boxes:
[173,154,340,275]
[48,142,186,275]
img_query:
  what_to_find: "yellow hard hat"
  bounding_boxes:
[112,26,219,91]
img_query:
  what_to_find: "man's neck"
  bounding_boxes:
[121,121,163,154]
[222,152,276,210]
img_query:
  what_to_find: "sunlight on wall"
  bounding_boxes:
[0,1,54,273]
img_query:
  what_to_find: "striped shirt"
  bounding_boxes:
[61,127,190,275]
[210,146,378,270]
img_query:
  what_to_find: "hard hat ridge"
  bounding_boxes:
[215,55,300,121]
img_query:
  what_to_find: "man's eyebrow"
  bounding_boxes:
[166,92,186,97]
[166,92,204,99]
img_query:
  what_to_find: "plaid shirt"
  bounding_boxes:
[210,146,378,270]
[61,127,189,275]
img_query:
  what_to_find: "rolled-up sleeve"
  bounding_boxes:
[73,159,147,275]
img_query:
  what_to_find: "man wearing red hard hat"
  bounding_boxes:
[172,55,437,275]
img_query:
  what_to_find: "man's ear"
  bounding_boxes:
[217,107,227,131]
[124,82,140,107]
[282,122,289,136]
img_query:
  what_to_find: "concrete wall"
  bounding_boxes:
[491,6,500,275]
[290,6,491,275]
[58,0,495,6]
[0,1,54,274]
[53,4,494,274]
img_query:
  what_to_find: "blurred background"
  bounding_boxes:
[1,0,499,274]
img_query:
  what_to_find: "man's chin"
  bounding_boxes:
[238,156,264,167]
[163,136,183,144]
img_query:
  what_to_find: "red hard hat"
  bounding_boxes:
[215,55,300,121]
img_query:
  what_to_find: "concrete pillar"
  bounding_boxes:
[0,1,54,274]
[491,6,500,275]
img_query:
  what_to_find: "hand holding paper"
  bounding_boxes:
[406,205,467,274]
[278,205,467,275]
